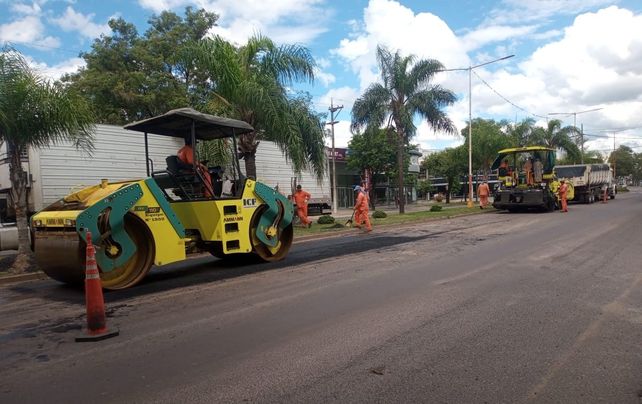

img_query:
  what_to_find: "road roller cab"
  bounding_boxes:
[31,108,294,289]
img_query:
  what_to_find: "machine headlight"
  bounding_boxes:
[33,219,42,227]
[64,219,76,227]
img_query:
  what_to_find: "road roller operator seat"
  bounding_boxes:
[164,155,203,199]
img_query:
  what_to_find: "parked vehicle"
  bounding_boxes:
[554,164,615,203]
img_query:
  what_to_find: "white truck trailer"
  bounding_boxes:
[554,163,615,203]
[0,124,330,221]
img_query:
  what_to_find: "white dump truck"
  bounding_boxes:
[554,163,615,203]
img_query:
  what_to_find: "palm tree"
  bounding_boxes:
[351,46,456,213]
[532,119,581,162]
[190,35,326,180]
[506,118,537,146]
[0,48,94,272]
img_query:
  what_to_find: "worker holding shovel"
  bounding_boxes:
[352,185,372,232]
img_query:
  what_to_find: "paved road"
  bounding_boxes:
[1,191,641,403]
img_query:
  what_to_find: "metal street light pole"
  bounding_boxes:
[548,107,603,164]
[442,55,514,207]
[327,99,343,214]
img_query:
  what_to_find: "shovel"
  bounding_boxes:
[345,210,356,227]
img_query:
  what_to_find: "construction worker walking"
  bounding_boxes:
[558,179,569,213]
[353,186,372,232]
[293,185,312,228]
[477,181,490,209]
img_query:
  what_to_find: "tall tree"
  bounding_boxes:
[347,128,408,208]
[0,48,94,272]
[63,7,218,123]
[461,118,512,179]
[531,119,581,162]
[609,145,636,178]
[191,35,325,180]
[351,46,456,214]
[506,118,536,146]
[421,146,467,204]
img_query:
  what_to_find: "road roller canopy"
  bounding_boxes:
[124,108,254,140]
[491,146,556,172]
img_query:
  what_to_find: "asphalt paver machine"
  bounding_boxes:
[491,146,573,212]
[31,108,294,289]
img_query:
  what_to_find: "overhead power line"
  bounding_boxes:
[471,70,549,120]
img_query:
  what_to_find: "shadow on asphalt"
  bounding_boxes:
[7,230,448,305]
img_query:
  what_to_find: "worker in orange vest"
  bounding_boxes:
[293,185,312,228]
[558,179,569,213]
[477,180,490,209]
[178,137,213,198]
[353,185,372,232]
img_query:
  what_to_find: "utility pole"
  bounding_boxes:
[580,123,584,163]
[437,54,514,209]
[548,107,603,164]
[327,99,343,215]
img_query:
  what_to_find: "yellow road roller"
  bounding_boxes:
[31,108,294,289]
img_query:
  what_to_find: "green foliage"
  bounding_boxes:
[347,128,397,178]
[460,118,512,176]
[317,215,335,224]
[372,210,387,218]
[0,47,95,261]
[351,45,456,213]
[430,205,443,212]
[64,7,218,123]
[197,139,231,168]
[190,35,325,180]
[609,145,636,178]
[531,119,581,163]
[416,179,433,198]
[422,146,467,203]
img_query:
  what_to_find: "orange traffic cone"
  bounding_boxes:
[76,231,119,342]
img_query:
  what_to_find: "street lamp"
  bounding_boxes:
[548,108,603,163]
[440,54,514,208]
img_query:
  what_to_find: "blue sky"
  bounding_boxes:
[2,0,642,156]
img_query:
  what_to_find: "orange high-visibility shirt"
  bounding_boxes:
[355,191,368,210]
[559,183,568,197]
[177,144,195,165]
[293,190,311,206]
[478,183,490,197]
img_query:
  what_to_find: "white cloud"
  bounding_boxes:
[317,86,360,113]
[324,120,352,148]
[331,2,642,152]
[50,6,111,39]
[10,2,43,15]
[461,24,537,52]
[486,0,616,25]
[333,0,469,91]
[137,0,329,45]
[27,56,85,80]
[314,68,336,87]
[0,15,60,48]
